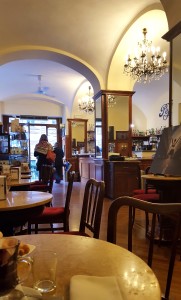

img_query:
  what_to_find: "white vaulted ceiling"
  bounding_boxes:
[0,0,178,117]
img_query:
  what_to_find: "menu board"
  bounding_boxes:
[10,167,21,180]
[149,125,181,176]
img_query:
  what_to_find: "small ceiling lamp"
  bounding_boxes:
[78,86,94,114]
[108,95,116,108]
[124,28,168,83]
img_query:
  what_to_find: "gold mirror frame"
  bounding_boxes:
[67,118,88,157]
[94,90,134,159]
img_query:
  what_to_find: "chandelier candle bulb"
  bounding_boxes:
[123,28,168,83]
[78,86,94,114]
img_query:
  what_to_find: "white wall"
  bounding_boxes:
[132,73,170,131]
[173,80,181,126]
[0,95,63,120]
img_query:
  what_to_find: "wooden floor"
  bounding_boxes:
[41,180,181,299]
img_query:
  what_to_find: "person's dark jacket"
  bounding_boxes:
[54,147,64,169]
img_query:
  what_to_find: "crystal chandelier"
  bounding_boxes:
[78,86,94,114]
[124,28,168,83]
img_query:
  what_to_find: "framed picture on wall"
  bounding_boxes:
[116,131,129,140]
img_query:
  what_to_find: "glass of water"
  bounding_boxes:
[33,250,57,294]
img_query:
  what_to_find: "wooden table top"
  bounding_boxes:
[10,179,36,186]
[0,191,52,211]
[17,234,161,300]
[21,174,32,179]
[142,174,181,181]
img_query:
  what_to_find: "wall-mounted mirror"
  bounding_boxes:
[95,96,102,158]
[173,33,181,124]
[94,90,134,159]
[67,118,88,156]
[162,21,181,126]
[108,94,129,156]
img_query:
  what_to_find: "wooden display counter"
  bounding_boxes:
[139,158,153,171]
[104,160,141,199]
[79,157,104,182]
[77,157,153,199]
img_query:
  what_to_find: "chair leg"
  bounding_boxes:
[35,224,38,234]
[148,213,156,267]
[28,223,32,234]
[132,207,135,228]
[164,220,181,300]
[50,223,54,233]
[145,212,149,237]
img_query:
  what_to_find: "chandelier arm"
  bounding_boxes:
[78,86,95,114]
[123,28,168,83]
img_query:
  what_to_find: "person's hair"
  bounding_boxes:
[39,134,48,142]
[54,142,60,148]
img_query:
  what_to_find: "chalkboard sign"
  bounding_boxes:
[149,125,181,176]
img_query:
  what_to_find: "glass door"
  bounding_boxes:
[29,125,57,174]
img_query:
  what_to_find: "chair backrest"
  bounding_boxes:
[79,178,105,239]
[64,171,75,231]
[40,164,53,183]
[107,196,181,300]
[40,164,54,193]
[145,166,156,192]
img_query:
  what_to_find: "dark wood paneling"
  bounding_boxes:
[104,161,140,199]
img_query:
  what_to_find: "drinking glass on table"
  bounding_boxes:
[33,250,57,294]
[0,237,31,297]
[6,174,12,192]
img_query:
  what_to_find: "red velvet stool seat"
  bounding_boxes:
[28,172,75,234]
[134,193,160,202]
[28,206,65,233]
[133,193,160,236]
[133,188,157,195]
[132,166,157,196]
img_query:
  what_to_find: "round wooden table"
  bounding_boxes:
[17,234,161,300]
[141,174,181,202]
[142,174,181,242]
[10,179,36,191]
[0,191,53,236]
[21,174,32,179]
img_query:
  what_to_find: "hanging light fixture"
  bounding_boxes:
[124,28,168,83]
[78,86,95,114]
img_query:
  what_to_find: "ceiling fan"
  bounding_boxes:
[35,74,50,95]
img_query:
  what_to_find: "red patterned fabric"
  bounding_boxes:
[134,193,160,202]
[133,188,157,195]
[30,207,65,223]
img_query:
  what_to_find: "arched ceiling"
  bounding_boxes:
[0,0,177,115]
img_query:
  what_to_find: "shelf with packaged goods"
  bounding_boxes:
[132,135,161,151]
[87,131,95,153]
[87,131,95,140]
[9,132,29,164]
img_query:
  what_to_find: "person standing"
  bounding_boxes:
[53,142,64,183]
[34,134,53,180]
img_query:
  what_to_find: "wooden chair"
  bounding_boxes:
[132,166,160,235]
[59,178,105,239]
[29,164,54,194]
[107,196,181,300]
[133,166,157,195]
[27,172,74,234]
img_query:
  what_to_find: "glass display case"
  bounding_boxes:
[0,134,10,154]
[9,132,29,165]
